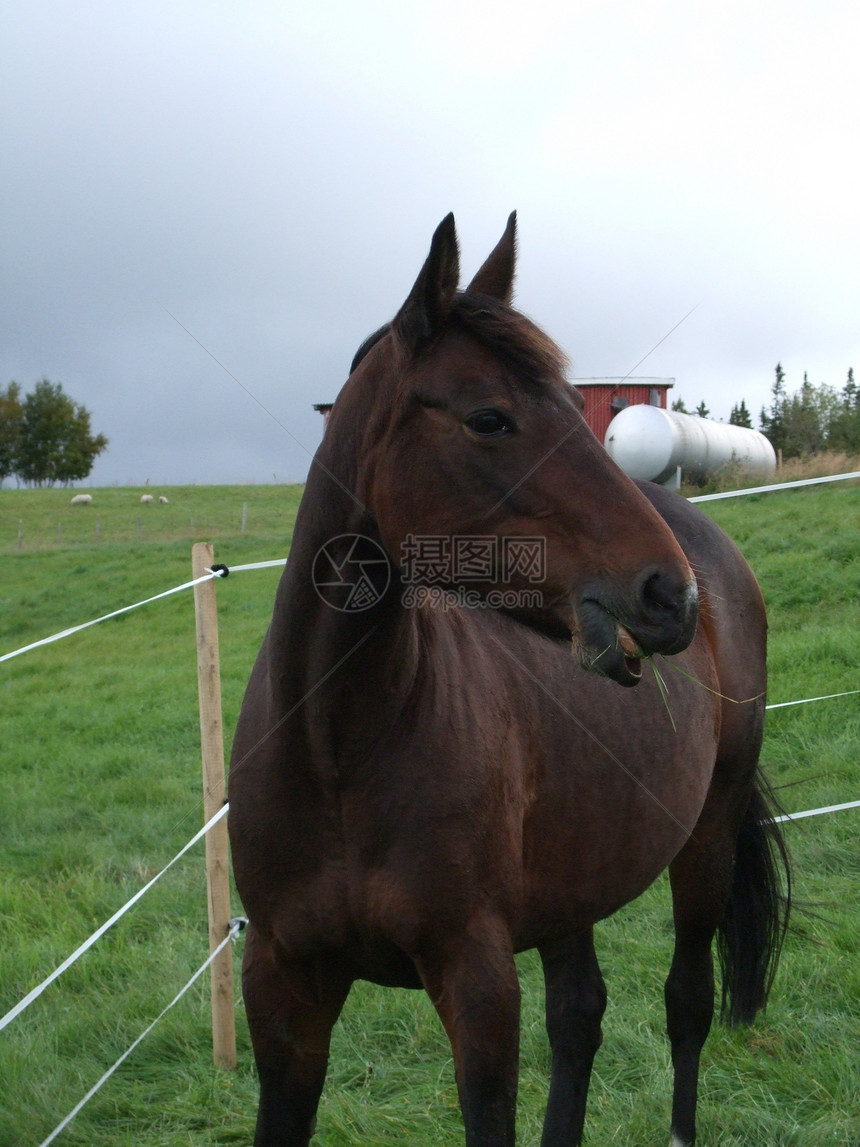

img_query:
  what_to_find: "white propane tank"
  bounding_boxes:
[603,405,776,487]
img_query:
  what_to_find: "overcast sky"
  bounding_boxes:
[2,0,858,487]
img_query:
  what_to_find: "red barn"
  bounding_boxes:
[575,378,674,444]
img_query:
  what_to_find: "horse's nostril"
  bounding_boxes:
[631,566,699,657]
[641,568,696,619]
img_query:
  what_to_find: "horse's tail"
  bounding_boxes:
[717,771,792,1027]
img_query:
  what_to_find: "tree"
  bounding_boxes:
[760,362,787,454]
[14,379,108,486]
[759,365,846,459]
[729,399,753,427]
[0,382,23,483]
[671,397,713,419]
[828,367,860,452]
[780,372,840,457]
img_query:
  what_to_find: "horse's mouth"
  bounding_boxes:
[611,625,644,685]
[573,602,646,688]
[575,622,643,687]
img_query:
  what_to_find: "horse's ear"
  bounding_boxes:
[393,213,460,353]
[466,211,517,304]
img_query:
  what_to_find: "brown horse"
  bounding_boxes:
[228,214,789,1146]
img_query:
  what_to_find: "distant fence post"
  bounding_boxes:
[191,542,237,1070]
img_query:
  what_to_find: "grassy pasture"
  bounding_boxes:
[0,478,858,1145]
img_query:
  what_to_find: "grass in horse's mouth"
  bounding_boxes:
[580,634,643,686]
[616,624,644,681]
[648,656,677,731]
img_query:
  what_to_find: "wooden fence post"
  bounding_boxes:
[191,542,237,1069]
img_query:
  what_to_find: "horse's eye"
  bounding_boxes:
[465,409,516,437]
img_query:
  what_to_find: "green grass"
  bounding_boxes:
[0,483,303,556]
[1,480,858,1145]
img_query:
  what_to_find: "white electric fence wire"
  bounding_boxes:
[766,689,860,709]
[0,804,229,1034]
[0,562,287,665]
[772,799,860,824]
[0,571,222,664]
[37,917,245,1147]
[227,558,286,572]
[689,470,860,503]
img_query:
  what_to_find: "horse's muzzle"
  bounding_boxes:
[575,567,699,687]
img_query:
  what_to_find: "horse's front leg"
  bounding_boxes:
[537,930,607,1146]
[242,924,352,1147]
[416,916,521,1147]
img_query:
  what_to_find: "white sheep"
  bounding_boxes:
[70,493,93,505]
[158,495,169,504]
[140,494,154,504]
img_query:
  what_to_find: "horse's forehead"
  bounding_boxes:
[418,330,503,373]
[411,327,563,396]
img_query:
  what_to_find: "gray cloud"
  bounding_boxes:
[3,0,858,487]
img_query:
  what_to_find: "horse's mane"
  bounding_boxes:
[350,293,569,388]
[349,324,391,374]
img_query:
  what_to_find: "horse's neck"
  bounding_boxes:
[265,464,419,751]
